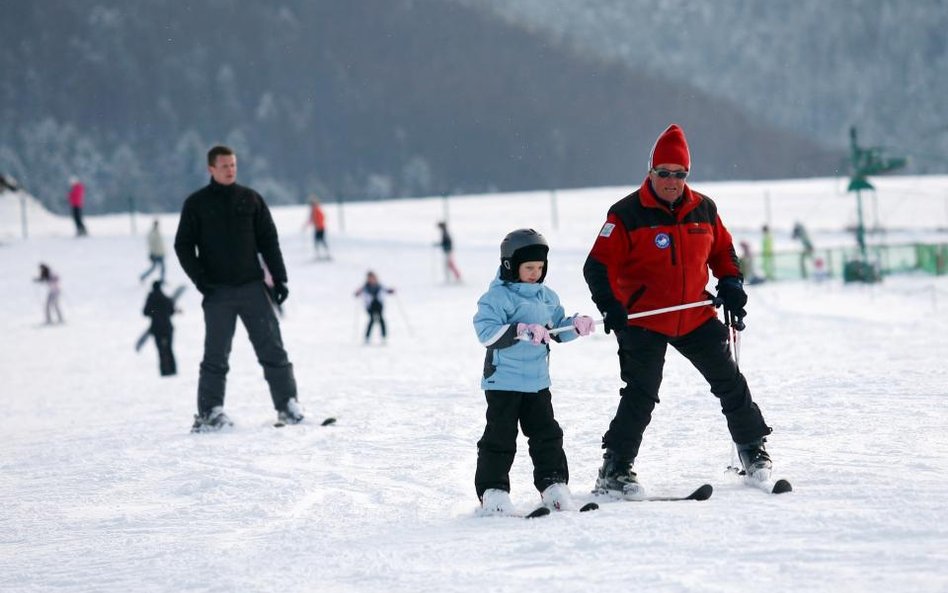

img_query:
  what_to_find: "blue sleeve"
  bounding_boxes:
[473,289,520,349]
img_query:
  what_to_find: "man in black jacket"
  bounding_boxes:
[175,145,304,432]
[143,281,178,377]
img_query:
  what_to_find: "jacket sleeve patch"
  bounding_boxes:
[599,222,616,237]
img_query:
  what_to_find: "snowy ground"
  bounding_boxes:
[1,176,947,593]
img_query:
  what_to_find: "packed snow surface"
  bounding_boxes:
[1,176,946,592]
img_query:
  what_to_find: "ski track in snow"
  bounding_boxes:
[1,178,947,593]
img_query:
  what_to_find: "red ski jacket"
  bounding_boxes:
[583,178,741,337]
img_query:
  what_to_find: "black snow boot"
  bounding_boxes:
[595,449,644,499]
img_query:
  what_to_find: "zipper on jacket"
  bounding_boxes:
[669,233,677,266]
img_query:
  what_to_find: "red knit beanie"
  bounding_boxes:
[649,124,690,170]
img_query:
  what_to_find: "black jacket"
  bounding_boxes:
[174,179,287,288]
[143,288,175,334]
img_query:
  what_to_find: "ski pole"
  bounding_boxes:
[391,293,415,336]
[556,299,714,335]
[536,299,716,338]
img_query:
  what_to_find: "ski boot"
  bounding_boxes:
[479,488,515,516]
[277,398,305,425]
[190,406,234,433]
[540,482,574,511]
[737,438,772,481]
[595,450,645,500]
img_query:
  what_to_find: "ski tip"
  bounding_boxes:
[579,502,600,512]
[689,483,714,500]
[525,506,552,519]
[321,417,337,426]
[772,479,793,494]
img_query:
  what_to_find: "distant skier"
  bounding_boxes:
[354,270,395,344]
[435,221,462,283]
[739,240,765,285]
[67,177,88,237]
[34,263,64,325]
[139,219,166,283]
[473,228,595,515]
[761,224,775,281]
[303,195,331,260]
[143,281,178,376]
[792,221,814,279]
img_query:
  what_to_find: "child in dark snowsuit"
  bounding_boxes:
[472,228,595,515]
[354,271,395,344]
[143,281,178,376]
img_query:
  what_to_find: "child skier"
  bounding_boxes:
[34,263,63,325]
[472,228,595,514]
[354,271,395,344]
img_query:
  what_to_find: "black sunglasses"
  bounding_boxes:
[651,168,688,179]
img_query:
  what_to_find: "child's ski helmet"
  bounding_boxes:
[500,228,549,282]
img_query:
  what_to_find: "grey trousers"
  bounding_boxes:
[196,282,297,415]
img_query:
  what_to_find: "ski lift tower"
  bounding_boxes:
[844,126,907,283]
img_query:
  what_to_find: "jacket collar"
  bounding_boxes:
[639,177,699,218]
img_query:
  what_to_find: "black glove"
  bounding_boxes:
[600,300,628,335]
[271,282,289,305]
[715,277,747,326]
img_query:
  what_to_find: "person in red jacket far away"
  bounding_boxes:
[582,123,775,500]
[67,177,88,236]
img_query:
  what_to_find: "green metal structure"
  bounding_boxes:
[844,127,908,282]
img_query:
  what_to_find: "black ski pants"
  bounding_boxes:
[197,282,297,415]
[153,329,176,376]
[475,389,569,499]
[365,301,386,339]
[603,317,771,462]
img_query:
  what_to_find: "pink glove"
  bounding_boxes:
[572,315,595,336]
[517,322,551,345]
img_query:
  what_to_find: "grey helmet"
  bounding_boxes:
[500,228,549,282]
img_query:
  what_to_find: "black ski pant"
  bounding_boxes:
[197,282,297,415]
[153,329,176,376]
[365,301,386,339]
[603,317,771,462]
[475,389,569,499]
[71,206,87,235]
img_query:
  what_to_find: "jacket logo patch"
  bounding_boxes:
[599,222,615,237]
[654,232,671,249]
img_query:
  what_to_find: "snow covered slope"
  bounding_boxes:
[1,177,946,593]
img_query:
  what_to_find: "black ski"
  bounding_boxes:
[592,483,713,503]
[524,506,551,519]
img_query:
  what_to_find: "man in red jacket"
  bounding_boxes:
[583,124,773,499]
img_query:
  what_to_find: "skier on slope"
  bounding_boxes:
[353,270,395,344]
[583,124,775,499]
[175,145,304,432]
[143,281,178,376]
[473,229,596,514]
[139,219,167,284]
[303,195,331,260]
[34,263,64,325]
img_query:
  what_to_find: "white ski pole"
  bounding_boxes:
[555,299,714,335]
[528,299,716,339]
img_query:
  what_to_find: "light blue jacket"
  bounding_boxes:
[473,273,579,392]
